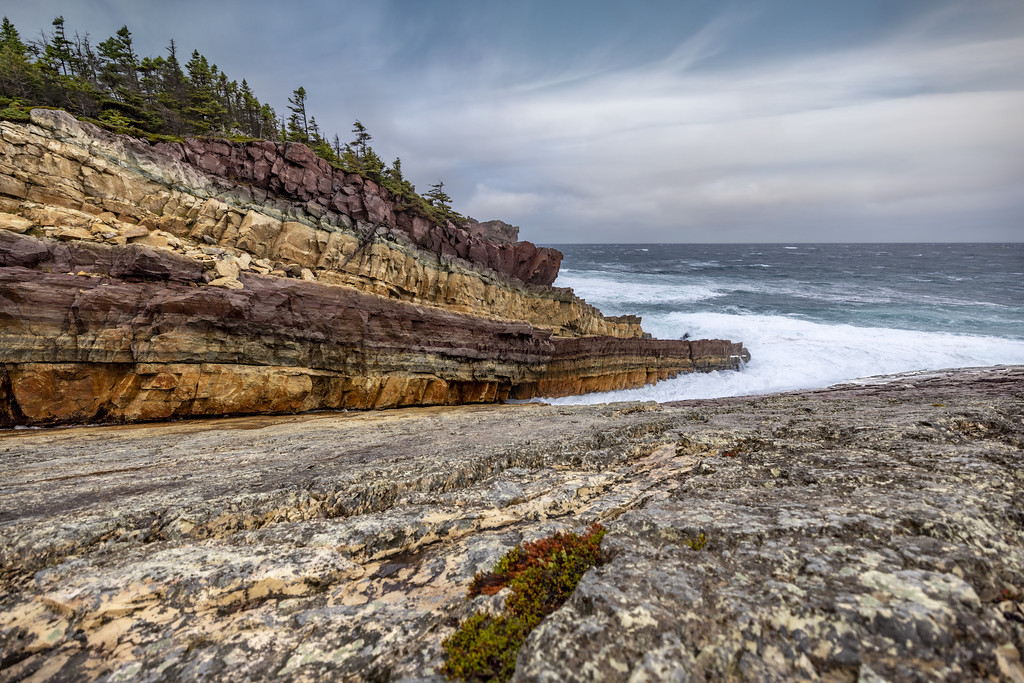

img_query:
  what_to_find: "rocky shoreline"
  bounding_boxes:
[2,365,1022,681]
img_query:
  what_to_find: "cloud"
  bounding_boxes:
[381,6,1024,242]
[463,185,545,221]
[7,1,1021,241]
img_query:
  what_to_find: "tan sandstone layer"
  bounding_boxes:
[0,366,1022,681]
[0,237,747,426]
[0,109,638,338]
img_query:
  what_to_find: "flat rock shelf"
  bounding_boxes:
[1,365,1023,681]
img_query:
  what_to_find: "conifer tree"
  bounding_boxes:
[98,26,140,95]
[257,102,277,139]
[0,17,39,101]
[350,119,371,156]
[42,16,73,77]
[362,147,384,181]
[184,49,225,133]
[426,181,452,212]
[286,85,308,142]
[154,40,187,133]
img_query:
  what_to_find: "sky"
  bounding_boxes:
[3,0,1023,243]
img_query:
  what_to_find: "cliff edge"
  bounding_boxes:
[0,110,749,425]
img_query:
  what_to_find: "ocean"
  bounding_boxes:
[539,243,1024,404]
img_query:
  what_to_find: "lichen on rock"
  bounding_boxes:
[1,366,1021,680]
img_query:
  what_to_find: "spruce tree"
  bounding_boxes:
[286,85,308,142]
[350,119,371,157]
[0,17,39,102]
[426,181,452,212]
[42,16,73,77]
[184,49,225,133]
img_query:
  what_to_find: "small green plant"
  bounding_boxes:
[684,532,707,550]
[440,613,529,682]
[442,524,607,682]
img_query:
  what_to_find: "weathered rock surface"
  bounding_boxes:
[1,366,1022,681]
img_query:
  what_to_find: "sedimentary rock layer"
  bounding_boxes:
[1,366,1021,681]
[0,258,746,426]
[160,133,561,286]
[0,109,751,424]
[0,110,638,337]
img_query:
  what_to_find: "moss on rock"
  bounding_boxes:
[442,524,607,681]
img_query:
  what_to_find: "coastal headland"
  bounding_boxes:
[1,365,1022,680]
[0,109,747,426]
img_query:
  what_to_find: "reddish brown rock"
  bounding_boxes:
[166,135,563,286]
[0,229,203,282]
[466,217,520,243]
[0,266,747,426]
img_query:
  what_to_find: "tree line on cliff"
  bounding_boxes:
[0,16,460,226]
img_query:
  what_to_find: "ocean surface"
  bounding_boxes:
[537,243,1024,404]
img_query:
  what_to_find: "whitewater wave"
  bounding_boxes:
[533,312,1024,405]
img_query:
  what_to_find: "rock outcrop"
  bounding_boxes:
[0,109,749,424]
[159,137,560,287]
[1,366,1021,680]
[0,232,747,426]
[0,110,618,336]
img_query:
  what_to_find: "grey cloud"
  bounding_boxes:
[6,1,1022,242]
[384,10,1024,243]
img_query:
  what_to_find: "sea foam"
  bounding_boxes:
[542,244,1024,404]
[536,312,1024,404]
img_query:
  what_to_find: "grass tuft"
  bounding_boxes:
[684,532,707,550]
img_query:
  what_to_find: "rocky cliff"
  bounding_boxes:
[1,366,1021,681]
[0,110,749,425]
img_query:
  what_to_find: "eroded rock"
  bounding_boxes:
[0,264,745,425]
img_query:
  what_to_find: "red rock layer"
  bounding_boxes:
[154,138,562,286]
[0,262,747,426]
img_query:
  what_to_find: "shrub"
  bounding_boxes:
[442,524,607,682]
[0,106,31,123]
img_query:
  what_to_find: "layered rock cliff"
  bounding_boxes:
[0,109,622,335]
[0,110,749,425]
